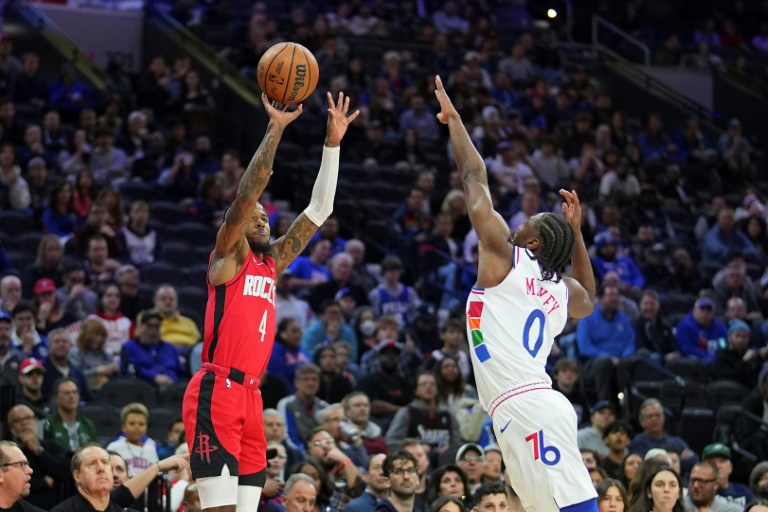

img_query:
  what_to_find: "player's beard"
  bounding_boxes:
[248,239,272,255]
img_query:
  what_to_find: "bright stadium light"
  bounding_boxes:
[547,8,557,18]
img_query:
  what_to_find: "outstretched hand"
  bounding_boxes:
[260,93,303,130]
[434,75,459,125]
[560,189,582,232]
[325,91,360,147]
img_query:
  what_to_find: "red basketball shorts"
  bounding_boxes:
[183,363,267,479]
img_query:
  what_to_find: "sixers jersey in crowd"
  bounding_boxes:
[202,250,277,377]
[466,245,569,411]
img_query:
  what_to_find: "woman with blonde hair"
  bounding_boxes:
[440,189,471,240]
[22,234,64,297]
[70,317,119,390]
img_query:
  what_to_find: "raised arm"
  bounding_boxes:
[210,94,303,285]
[434,76,511,259]
[271,91,359,275]
[560,189,596,319]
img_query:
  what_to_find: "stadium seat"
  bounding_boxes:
[100,377,158,408]
[0,210,36,236]
[120,181,160,203]
[708,380,751,412]
[665,358,710,385]
[79,402,122,445]
[714,402,743,444]
[676,407,716,455]
[159,379,189,406]
[141,262,188,288]
[176,286,208,316]
[162,242,200,268]
[681,380,711,409]
[165,223,217,246]
[14,231,44,255]
[147,404,182,441]
[183,264,211,287]
[150,201,187,225]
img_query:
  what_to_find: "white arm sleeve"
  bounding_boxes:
[303,145,340,226]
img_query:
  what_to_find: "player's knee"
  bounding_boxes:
[239,469,267,487]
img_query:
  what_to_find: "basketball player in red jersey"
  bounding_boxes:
[182,91,359,512]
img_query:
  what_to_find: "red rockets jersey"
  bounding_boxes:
[202,251,277,377]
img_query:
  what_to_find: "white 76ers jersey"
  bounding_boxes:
[466,245,569,412]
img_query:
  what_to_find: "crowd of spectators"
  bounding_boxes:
[0,0,767,511]
[593,0,768,91]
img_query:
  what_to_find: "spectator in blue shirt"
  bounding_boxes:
[270,318,311,392]
[702,208,760,265]
[121,309,184,386]
[675,297,727,364]
[309,217,347,257]
[590,232,645,293]
[48,63,94,125]
[288,239,332,291]
[301,300,358,362]
[628,398,697,470]
[398,95,438,142]
[577,285,635,402]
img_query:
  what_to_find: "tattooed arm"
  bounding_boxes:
[271,91,359,275]
[210,94,303,286]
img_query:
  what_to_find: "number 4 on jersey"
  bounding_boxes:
[525,429,561,466]
[258,310,268,342]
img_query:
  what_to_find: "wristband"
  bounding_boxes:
[331,458,351,475]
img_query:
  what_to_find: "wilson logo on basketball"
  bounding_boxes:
[287,64,306,102]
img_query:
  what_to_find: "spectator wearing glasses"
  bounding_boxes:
[44,378,97,454]
[377,451,421,512]
[121,309,184,386]
[6,405,70,510]
[701,443,753,506]
[0,440,44,512]
[303,427,362,496]
[684,461,742,512]
[455,444,484,496]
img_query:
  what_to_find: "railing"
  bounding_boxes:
[592,15,650,66]
[145,3,262,106]
[12,1,108,89]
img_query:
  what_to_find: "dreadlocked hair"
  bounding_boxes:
[531,213,576,282]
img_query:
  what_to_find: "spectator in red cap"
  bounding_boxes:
[31,279,76,336]
[14,357,50,419]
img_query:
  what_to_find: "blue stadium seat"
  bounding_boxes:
[0,210,36,236]
[150,201,187,225]
[141,262,187,288]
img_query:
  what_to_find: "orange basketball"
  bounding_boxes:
[257,42,319,105]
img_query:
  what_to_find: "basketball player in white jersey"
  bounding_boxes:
[434,75,598,512]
